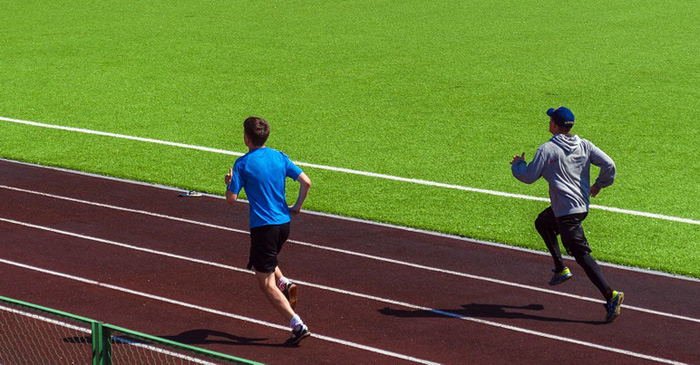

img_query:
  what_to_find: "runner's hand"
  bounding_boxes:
[224,168,232,186]
[590,184,601,198]
[510,152,525,165]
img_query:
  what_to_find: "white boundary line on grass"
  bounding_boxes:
[2,116,699,226]
[1,212,698,326]
[2,158,699,284]
[0,235,687,365]
[0,258,438,365]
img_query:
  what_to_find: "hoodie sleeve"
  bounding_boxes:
[589,142,616,188]
[511,146,547,184]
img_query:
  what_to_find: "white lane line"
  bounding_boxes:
[288,238,700,325]
[0,304,91,333]
[1,187,699,325]
[291,282,687,365]
[2,116,698,226]
[106,336,222,365]
[0,305,221,365]
[2,162,697,284]
[298,208,700,283]
[0,184,249,234]
[0,259,439,365]
[0,234,687,365]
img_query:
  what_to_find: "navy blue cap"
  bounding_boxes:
[546,107,575,128]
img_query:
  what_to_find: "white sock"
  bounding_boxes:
[290,314,304,330]
[277,277,290,291]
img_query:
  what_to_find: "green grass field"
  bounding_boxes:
[1,0,699,277]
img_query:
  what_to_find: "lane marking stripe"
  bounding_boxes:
[0,258,439,365]
[0,237,686,365]
[2,116,698,225]
[2,161,697,284]
[0,305,220,365]
[0,304,91,333]
[1,186,699,324]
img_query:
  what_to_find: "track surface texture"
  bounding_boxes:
[1,159,699,364]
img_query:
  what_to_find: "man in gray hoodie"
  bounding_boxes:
[510,106,624,323]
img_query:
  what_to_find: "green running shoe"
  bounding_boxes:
[548,267,573,286]
[605,291,625,323]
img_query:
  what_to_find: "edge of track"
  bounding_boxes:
[2,157,698,284]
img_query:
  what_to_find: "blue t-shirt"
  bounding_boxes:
[228,148,303,228]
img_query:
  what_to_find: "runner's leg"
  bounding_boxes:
[535,207,565,272]
[557,213,613,300]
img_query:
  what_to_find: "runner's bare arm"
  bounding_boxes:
[225,168,238,205]
[289,172,311,214]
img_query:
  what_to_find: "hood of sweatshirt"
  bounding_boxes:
[550,134,581,154]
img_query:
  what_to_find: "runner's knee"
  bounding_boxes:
[255,271,276,292]
[572,249,591,264]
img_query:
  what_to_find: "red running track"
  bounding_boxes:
[1,158,699,364]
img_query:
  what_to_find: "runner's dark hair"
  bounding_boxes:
[244,116,270,147]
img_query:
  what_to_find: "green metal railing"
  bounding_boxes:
[0,295,262,365]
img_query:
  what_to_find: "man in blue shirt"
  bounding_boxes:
[224,116,312,345]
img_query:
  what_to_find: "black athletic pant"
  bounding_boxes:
[535,207,613,300]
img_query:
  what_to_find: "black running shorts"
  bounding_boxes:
[537,207,592,257]
[247,222,291,273]
[555,212,592,257]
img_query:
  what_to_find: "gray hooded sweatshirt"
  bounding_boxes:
[511,134,616,217]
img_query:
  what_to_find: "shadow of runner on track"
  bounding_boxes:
[159,329,271,347]
[64,329,284,348]
[379,303,606,325]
